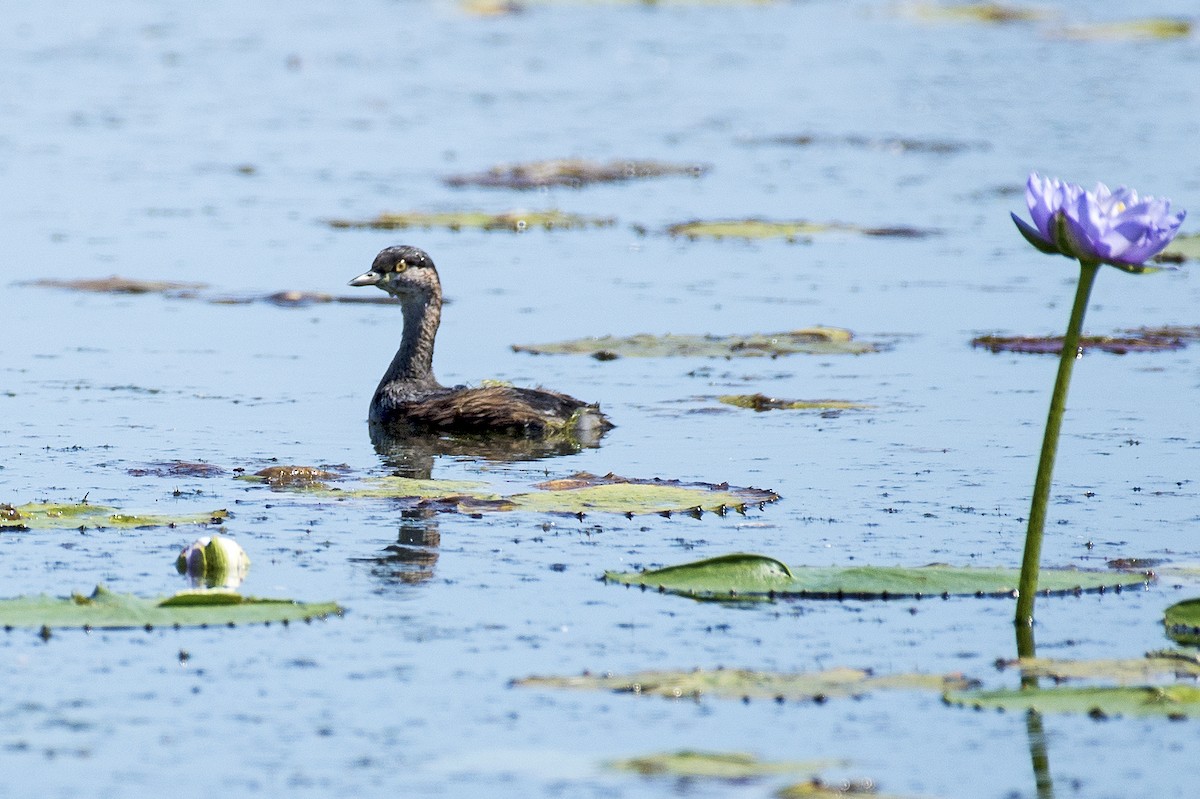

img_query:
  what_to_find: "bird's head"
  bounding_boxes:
[349,245,440,302]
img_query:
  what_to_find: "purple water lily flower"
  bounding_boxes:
[1012,172,1186,270]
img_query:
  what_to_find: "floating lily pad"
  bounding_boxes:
[0,501,228,531]
[777,779,909,799]
[326,209,615,232]
[944,684,1200,719]
[1056,18,1191,41]
[27,276,207,296]
[444,158,709,189]
[906,2,1046,24]
[604,553,1152,601]
[665,218,936,241]
[1157,234,1200,264]
[754,132,988,155]
[515,665,974,702]
[513,328,880,359]
[208,291,401,307]
[718,394,871,412]
[0,585,341,631]
[995,654,1200,684]
[971,332,1186,355]
[609,750,836,781]
[246,465,344,488]
[127,461,226,478]
[337,472,779,516]
[1163,598,1200,646]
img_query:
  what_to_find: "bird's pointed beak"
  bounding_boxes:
[348,270,381,287]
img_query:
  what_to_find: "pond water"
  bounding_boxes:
[3,1,1200,796]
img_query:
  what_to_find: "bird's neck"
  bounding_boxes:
[381,294,442,389]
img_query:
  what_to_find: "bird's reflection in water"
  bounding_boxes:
[359,422,599,587]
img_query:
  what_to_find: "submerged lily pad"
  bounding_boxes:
[513,328,880,359]
[944,684,1200,719]
[604,553,1152,601]
[1157,234,1200,264]
[445,158,709,189]
[326,209,616,232]
[971,332,1186,355]
[0,585,341,631]
[665,218,936,241]
[718,394,871,412]
[0,501,228,531]
[515,665,974,702]
[1056,18,1191,41]
[609,750,836,780]
[339,472,779,516]
[27,276,207,295]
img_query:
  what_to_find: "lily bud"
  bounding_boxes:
[176,534,251,588]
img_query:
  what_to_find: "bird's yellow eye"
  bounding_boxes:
[396,259,408,272]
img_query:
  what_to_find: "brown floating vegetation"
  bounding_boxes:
[514,328,882,359]
[904,2,1047,24]
[27,277,396,308]
[753,132,989,155]
[127,461,226,478]
[251,465,343,487]
[444,158,709,189]
[27,276,208,296]
[972,330,1189,355]
[326,209,615,232]
[717,394,871,412]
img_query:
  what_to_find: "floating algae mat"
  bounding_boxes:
[515,665,976,703]
[325,209,615,232]
[1,501,229,531]
[603,553,1152,601]
[513,328,880,359]
[0,585,341,631]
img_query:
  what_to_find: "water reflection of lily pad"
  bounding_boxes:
[327,209,616,232]
[1056,18,1192,41]
[1157,234,1200,264]
[971,332,1187,355]
[0,502,229,531]
[609,750,836,781]
[444,158,709,189]
[944,684,1200,719]
[27,276,207,296]
[514,328,880,359]
[0,585,341,631]
[604,553,1152,601]
[665,218,936,241]
[718,394,871,412]
[515,666,975,702]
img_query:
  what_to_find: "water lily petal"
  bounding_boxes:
[1011,212,1060,254]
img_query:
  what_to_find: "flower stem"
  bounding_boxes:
[1015,261,1100,628]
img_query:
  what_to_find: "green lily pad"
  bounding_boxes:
[0,585,341,631]
[326,209,616,232]
[906,2,1046,24]
[1057,18,1192,41]
[444,158,709,189]
[336,472,779,516]
[513,328,880,359]
[718,394,871,412]
[944,684,1200,719]
[777,779,911,799]
[604,553,1152,601]
[995,654,1200,684]
[609,750,836,780]
[0,501,229,531]
[515,666,975,702]
[1157,234,1200,264]
[665,218,936,241]
[1163,598,1200,646]
[971,332,1187,355]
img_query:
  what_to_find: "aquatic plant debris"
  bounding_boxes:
[665,218,937,241]
[248,465,343,488]
[25,276,397,307]
[1055,17,1192,41]
[994,654,1200,684]
[608,750,837,781]
[944,684,1200,719]
[603,553,1152,601]
[514,666,976,703]
[0,585,341,631]
[444,158,709,189]
[754,132,988,154]
[971,331,1187,355]
[513,328,880,359]
[0,501,228,531]
[905,2,1046,24]
[717,394,871,412]
[326,209,615,232]
[27,276,207,295]
[1156,233,1200,264]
